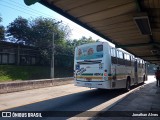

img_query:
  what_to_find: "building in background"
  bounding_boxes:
[0,41,40,65]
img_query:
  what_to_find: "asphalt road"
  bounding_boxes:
[1,77,153,120]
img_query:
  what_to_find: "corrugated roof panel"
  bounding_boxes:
[78,2,136,22]
[67,0,134,17]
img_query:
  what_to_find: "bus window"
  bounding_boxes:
[76,45,103,60]
[131,56,134,66]
[124,54,131,66]
[142,60,144,68]
[111,48,117,64]
[117,51,124,65]
[97,45,103,52]
[111,48,116,57]
[138,60,141,68]
[119,51,123,59]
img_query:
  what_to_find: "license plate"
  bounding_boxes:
[85,83,92,87]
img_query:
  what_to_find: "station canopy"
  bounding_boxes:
[25,0,160,64]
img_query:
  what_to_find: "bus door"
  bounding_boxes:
[134,60,138,84]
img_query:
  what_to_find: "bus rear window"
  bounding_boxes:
[75,44,103,60]
[97,45,103,52]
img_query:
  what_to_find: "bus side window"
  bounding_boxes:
[131,56,134,66]
[111,48,117,64]
[121,52,125,65]
[140,60,142,68]
[124,54,131,66]
[138,60,141,68]
[117,51,124,65]
[129,56,131,66]
[142,61,144,68]
[117,51,120,64]
[141,60,143,68]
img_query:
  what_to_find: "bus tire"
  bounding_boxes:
[125,79,130,91]
[142,75,145,84]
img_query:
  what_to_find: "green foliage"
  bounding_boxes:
[6,17,31,43]
[6,17,70,46]
[68,36,98,48]
[0,65,73,82]
[0,65,50,82]
[0,17,5,40]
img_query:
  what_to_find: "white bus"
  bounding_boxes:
[74,42,147,91]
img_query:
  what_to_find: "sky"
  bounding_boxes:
[0,0,115,46]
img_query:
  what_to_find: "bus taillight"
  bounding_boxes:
[104,73,107,76]
[104,69,107,76]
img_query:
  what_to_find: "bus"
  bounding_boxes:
[74,42,147,91]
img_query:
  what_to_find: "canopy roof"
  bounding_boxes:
[36,0,160,64]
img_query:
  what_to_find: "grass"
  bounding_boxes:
[0,65,73,82]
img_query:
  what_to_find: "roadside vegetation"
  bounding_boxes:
[0,65,73,82]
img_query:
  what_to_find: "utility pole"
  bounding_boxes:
[51,32,54,78]
[50,21,62,79]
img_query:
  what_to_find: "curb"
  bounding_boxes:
[0,77,73,94]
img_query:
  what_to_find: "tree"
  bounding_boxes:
[29,17,71,65]
[6,17,71,65]
[6,17,71,45]
[0,17,5,40]
[6,16,31,44]
[70,36,98,47]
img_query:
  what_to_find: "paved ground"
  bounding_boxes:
[0,84,90,111]
[94,76,160,120]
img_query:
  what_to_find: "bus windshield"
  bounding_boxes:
[75,44,103,60]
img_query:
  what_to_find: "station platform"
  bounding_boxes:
[95,75,160,120]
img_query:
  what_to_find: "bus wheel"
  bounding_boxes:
[142,75,145,84]
[126,80,130,91]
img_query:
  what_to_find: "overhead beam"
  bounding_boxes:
[137,55,159,58]
[116,42,152,48]
[116,42,160,48]
[148,60,160,61]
